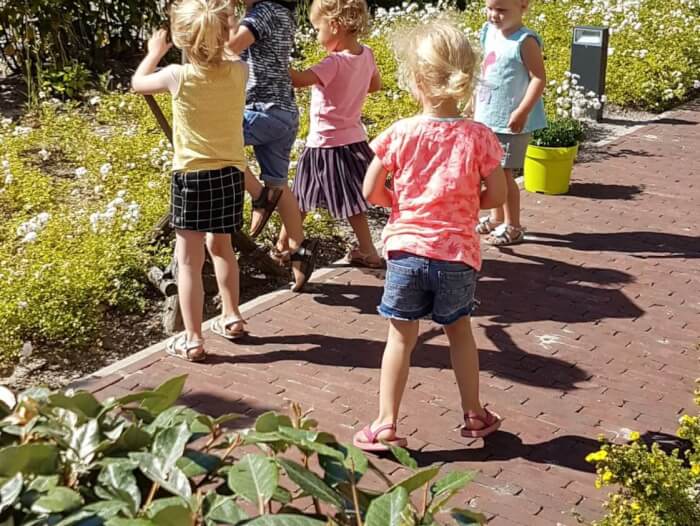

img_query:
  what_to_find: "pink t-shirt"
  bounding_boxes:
[371,116,503,271]
[306,46,378,148]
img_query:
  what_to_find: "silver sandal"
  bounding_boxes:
[211,315,247,341]
[166,334,206,362]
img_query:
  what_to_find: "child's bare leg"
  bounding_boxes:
[372,319,420,436]
[443,317,488,421]
[175,229,206,343]
[205,233,242,322]
[244,168,263,200]
[502,169,521,228]
[489,168,510,224]
[347,213,379,256]
[277,211,306,254]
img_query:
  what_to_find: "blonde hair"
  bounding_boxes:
[311,0,370,36]
[170,0,233,69]
[393,19,478,109]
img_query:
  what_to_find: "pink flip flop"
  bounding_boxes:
[461,408,502,438]
[353,423,407,452]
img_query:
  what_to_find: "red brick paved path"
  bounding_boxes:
[78,101,699,525]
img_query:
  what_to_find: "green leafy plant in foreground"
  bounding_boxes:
[0,375,485,525]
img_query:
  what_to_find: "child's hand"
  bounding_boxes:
[147,29,172,58]
[507,108,528,134]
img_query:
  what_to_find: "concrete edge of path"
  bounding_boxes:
[71,261,345,388]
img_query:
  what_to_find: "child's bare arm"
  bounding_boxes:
[480,166,507,209]
[132,30,178,95]
[508,37,546,133]
[227,25,256,55]
[368,69,383,93]
[289,68,320,88]
[363,157,392,207]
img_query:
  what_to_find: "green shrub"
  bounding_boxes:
[0,377,485,525]
[587,381,700,526]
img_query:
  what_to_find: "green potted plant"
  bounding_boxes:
[524,117,585,195]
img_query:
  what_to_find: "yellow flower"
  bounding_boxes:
[692,464,700,476]
[586,450,608,463]
[594,479,602,489]
[602,470,613,483]
[629,431,640,441]
[631,501,641,511]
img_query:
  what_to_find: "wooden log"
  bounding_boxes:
[147,266,178,297]
[162,295,184,334]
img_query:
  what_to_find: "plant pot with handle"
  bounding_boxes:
[524,118,585,195]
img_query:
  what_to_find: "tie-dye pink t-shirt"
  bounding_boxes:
[370,116,503,271]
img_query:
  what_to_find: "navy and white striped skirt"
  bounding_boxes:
[170,166,244,234]
[292,141,373,219]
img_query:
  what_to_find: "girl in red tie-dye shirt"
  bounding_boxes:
[355,20,507,451]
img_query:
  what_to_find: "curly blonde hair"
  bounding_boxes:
[393,19,479,109]
[311,0,370,36]
[170,0,234,69]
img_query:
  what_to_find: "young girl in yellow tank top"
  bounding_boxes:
[132,0,249,361]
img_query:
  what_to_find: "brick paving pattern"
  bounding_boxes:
[78,101,699,525]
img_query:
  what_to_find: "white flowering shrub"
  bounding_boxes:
[462,0,700,111]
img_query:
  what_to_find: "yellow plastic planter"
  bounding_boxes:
[523,143,579,195]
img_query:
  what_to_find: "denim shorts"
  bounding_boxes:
[378,252,478,325]
[244,103,299,187]
[495,132,532,170]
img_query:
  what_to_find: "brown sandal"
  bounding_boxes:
[250,186,283,238]
[290,238,319,292]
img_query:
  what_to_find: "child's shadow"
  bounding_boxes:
[408,430,599,473]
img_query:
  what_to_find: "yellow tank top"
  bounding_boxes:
[172,61,247,172]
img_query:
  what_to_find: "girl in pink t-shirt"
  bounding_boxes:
[283,0,383,268]
[355,21,508,451]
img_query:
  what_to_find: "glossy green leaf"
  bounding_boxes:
[106,519,157,526]
[204,494,248,524]
[152,423,190,473]
[0,474,22,514]
[27,475,59,492]
[390,465,441,494]
[113,426,152,452]
[320,443,368,486]
[277,458,343,508]
[140,376,187,416]
[147,497,192,525]
[389,445,418,469]
[450,508,487,525]
[254,412,280,433]
[176,450,221,478]
[430,471,475,497]
[227,454,278,505]
[0,444,59,476]
[365,486,410,526]
[69,419,101,465]
[31,487,84,514]
[97,461,141,515]
[243,516,325,526]
[49,392,102,418]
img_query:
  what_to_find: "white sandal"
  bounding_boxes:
[211,315,247,341]
[166,334,206,362]
[476,216,502,235]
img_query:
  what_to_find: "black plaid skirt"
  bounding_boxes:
[292,141,373,219]
[170,166,244,234]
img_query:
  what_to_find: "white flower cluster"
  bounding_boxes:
[17,212,51,244]
[147,139,173,171]
[550,72,604,119]
[89,191,141,233]
[2,157,12,186]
